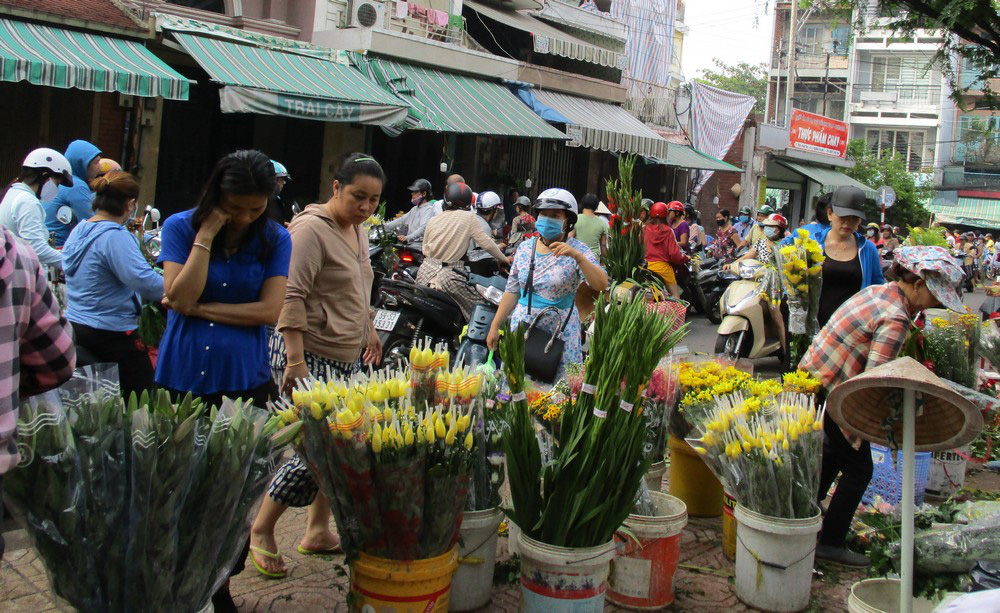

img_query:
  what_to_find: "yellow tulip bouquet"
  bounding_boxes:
[777,229,825,367]
[687,392,824,519]
[275,359,480,561]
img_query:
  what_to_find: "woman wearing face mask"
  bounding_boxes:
[0,148,75,268]
[155,150,291,612]
[709,209,744,263]
[486,188,609,377]
[865,222,881,245]
[726,214,788,270]
[250,153,385,580]
[61,172,163,399]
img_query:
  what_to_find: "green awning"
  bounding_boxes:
[651,143,741,172]
[0,18,189,99]
[775,160,875,195]
[170,32,409,125]
[363,57,567,139]
[930,197,1000,229]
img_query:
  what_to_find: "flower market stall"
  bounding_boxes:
[4,366,295,612]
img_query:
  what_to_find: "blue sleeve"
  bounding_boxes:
[158,213,195,265]
[105,230,164,301]
[68,186,95,223]
[863,242,885,286]
[264,223,292,278]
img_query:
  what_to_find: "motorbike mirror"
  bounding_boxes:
[149,208,161,223]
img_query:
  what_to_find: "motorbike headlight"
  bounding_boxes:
[476,284,504,306]
[739,264,761,279]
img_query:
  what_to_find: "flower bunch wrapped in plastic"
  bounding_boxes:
[283,364,477,561]
[687,392,824,519]
[409,338,451,409]
[501,293,689,547]
[4,366,291,613]
[467,365,507,511]
[923,314,980,388]
[642,364,679,463]
[603,154,646,283]
[777,229,825,366]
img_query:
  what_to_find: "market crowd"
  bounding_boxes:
[0,145,969,599]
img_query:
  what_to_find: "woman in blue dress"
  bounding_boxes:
[155,149,291,612]
[486,188,609,379]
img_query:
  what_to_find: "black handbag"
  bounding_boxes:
[521,239,574,384]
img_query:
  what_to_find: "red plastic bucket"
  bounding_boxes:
[608,492,688,610]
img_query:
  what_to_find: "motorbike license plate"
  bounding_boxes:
[373,309,401,332]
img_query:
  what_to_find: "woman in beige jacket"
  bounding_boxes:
[248,153,384,578]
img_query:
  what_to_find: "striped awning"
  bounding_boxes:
[776,160,875,196]
[0,18,189,100]
[651,143,741,172]
[465,1,625,69]
[530,88,667,158]
[363,57,567,139]
[170,32,410,125]
[930,197,1000,229]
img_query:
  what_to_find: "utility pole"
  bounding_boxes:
[822,50,831,117]
[784,0,797,127]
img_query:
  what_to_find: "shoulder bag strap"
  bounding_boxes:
[523,238,538,314]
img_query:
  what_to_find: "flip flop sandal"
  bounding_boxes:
[248,545,287,579]
[297,543,343,556]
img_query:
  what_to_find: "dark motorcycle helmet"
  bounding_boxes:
[443,182,474,210]
[407,178,433,195]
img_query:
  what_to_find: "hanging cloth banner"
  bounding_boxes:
[689,81,756,195]
[219,86,410,126]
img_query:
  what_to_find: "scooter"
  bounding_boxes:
[714,259,784,362]
[374,271,506,371]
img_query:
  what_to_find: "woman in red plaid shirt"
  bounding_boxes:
[800,246,965,567]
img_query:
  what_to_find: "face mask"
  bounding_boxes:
[764,227,781,240]
[127,202,138,224]
[738,215,749,223]
[867,230,876,237]
[535,216,565,241]
[39,178,58,202]
[411,195,423,206]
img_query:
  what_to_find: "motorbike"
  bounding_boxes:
[373,270,506,371]
[714,259,784,363]
[684,251,723,324]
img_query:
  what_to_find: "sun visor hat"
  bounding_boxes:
[830,186,868,221]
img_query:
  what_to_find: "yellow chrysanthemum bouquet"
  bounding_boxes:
[276,353,481,561]
[669,360,766,438]
[777,229,825,366]
[687,392,824,519]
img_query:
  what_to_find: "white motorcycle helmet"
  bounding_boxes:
[23,148,74,188]
[534,188,578,225]
[476,191,502,211]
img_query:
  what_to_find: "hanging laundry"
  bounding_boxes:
[395,0,408,19]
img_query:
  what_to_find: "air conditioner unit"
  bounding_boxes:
[348,0,384,29]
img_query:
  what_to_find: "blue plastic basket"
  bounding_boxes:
[862,444,931,506]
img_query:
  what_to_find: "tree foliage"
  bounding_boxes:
[843,138,934,228]
[802,0,1000,109]
[696,58,769,115]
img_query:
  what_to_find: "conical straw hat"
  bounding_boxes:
[826,357,983,452]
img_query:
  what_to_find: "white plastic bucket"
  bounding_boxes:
[518,532,616,612]
[449,508,503,611]
[607,492,687,610]
[644,460,667,493]
[733,504,822,613]
[926,445,970,498]
[847,578,937,613]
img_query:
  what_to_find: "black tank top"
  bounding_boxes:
[818,252,862,327]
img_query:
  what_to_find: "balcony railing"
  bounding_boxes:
[851,83,941,106]
[386,0,464,46]
[622,77,677,128]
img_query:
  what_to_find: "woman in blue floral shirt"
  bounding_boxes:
[487,188,608,379]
